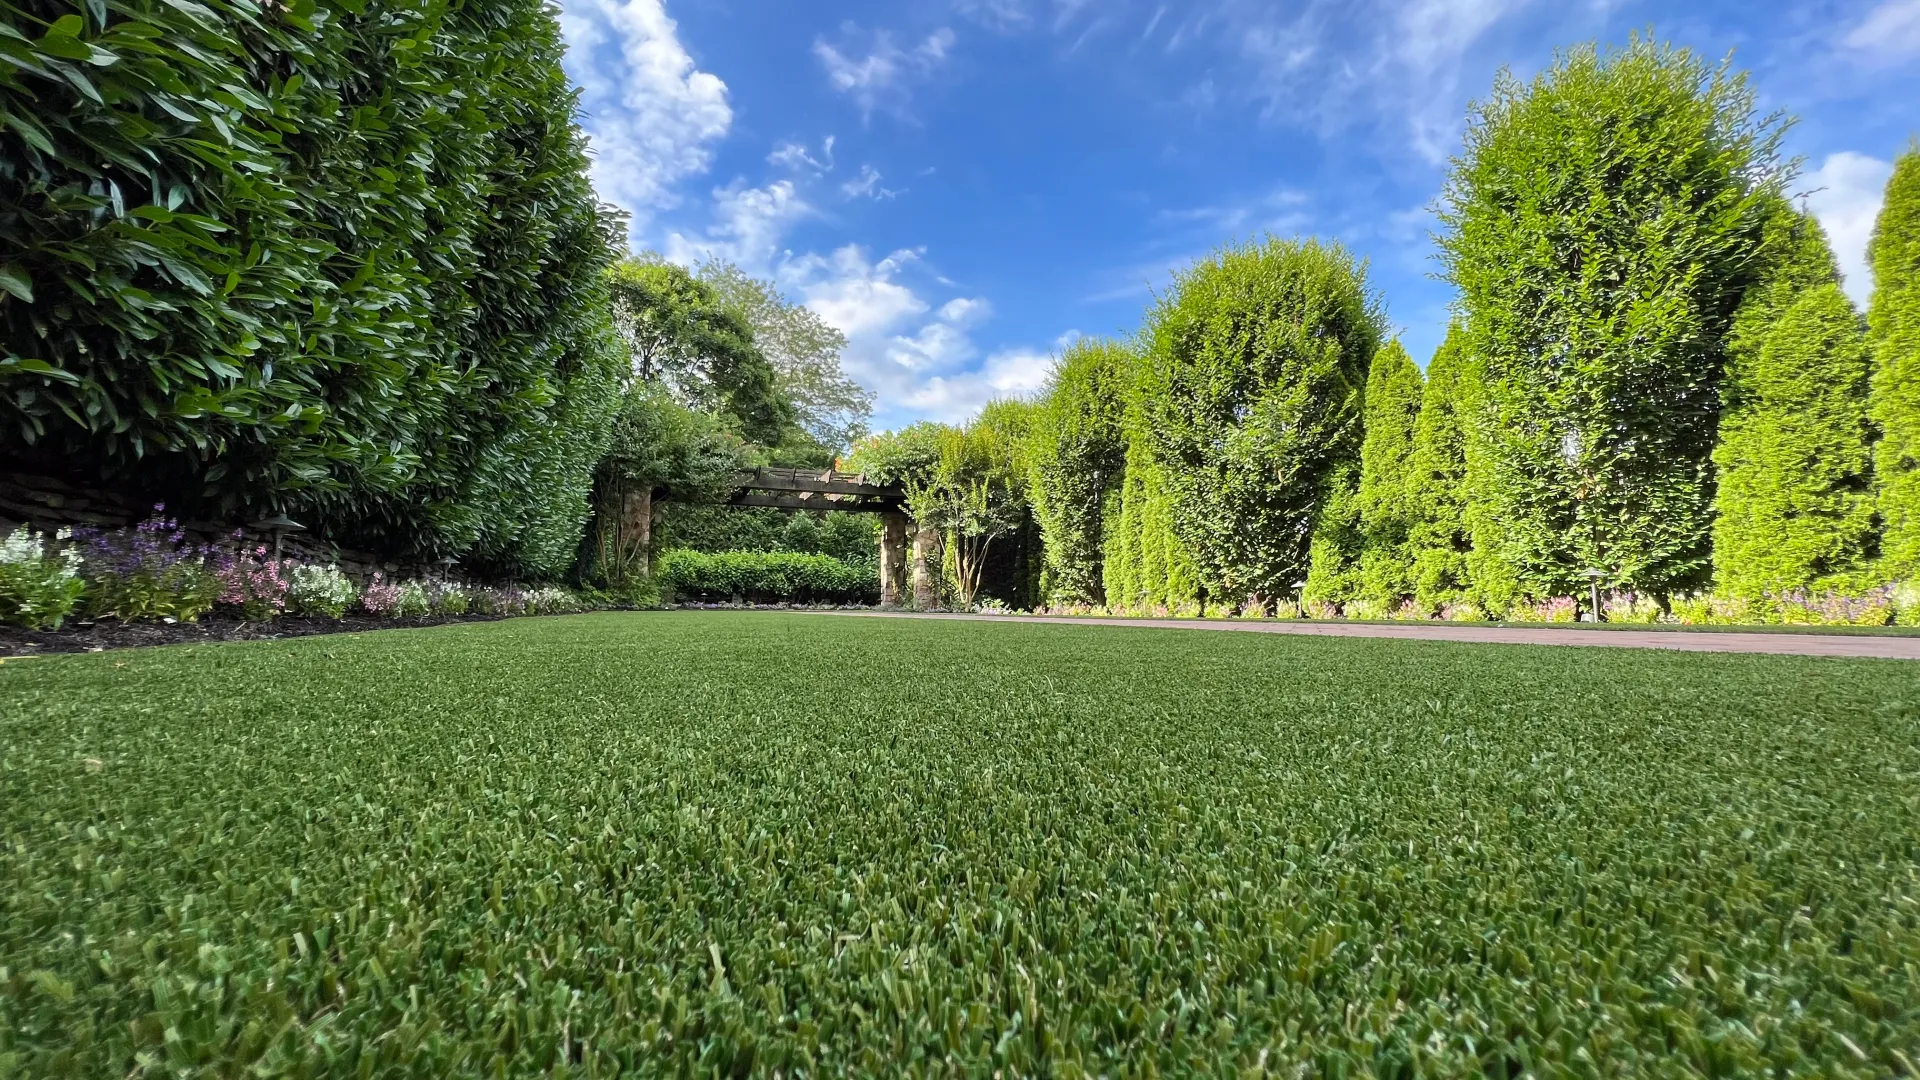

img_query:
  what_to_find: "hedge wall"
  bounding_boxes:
[0,0,625,576]
[657,550,880,606]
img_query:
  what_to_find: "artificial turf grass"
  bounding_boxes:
[2,612,1916,1076]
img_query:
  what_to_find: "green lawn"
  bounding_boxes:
[3,613,1916,1076]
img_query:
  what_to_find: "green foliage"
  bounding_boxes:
[1713,219,1875,596]
[1353,341,1424,605]
[1438,37,1786,597]
[1102,442,1202,613]
[1138,237,1386,606]
[4,614,1919,1073]
[1029,339,1133,605]
[0,525,84,629]
[596,384,750,506]
[657,549,879,605]
[908,413,1031,607]
[1407,328,1476,611]
[1870,144,1920,576]
[845,422,946,490]
[698,260,873,453]
[0,0,626,577]
[655,507,880,564]
[605,258,791,445]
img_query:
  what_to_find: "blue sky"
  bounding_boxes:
[558,0,1920,430]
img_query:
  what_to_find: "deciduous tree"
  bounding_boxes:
[1437,37,1786,598]
[1138,238,1385,609]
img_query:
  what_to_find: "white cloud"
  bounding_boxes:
[770,245,1060,425]
[784,246,932,339]
[1843,0,1920,61]
[956,0,1032,32]
[559,0,732,219]
[814,25,957,119]
[901,346,1056,422]
[662,180,811,271]
[841,164,901,200]
[769,136,836,174]
[1803,151,1895,308]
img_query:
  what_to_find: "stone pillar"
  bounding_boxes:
[911,521,941,610]
[879,512,910,607]
[621,485,653,580]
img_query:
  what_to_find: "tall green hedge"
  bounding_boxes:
[0,0,624,576]
[1870,145,1920,578]
[1407,328,1475,611]
[1353,341,1423,605]
[1137,238,1385,606]
[1712,283,1875,595]
[1437,38,1784,598]
[1028,338,1131,605]
[1711,210,1874,595]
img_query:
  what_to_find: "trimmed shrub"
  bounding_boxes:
[1138,237,1385,606]
[0,525,85,629]
[1438,38,1786,597]
[1029,339,1133,605]
[658,550,880,606]
[1870,145,1920,577]
[0,0,625,576]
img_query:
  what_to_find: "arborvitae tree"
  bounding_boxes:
[1870,145,1920,578]
[1353,341,1424,606]
[1139,238,1385,609]
[1029,339,1134,605]
[1102,441,1201,613]
[1712,283,1875,594]
[1710,208,1874,595]
[1437,38,1785,599]
[1407,328,1474,612]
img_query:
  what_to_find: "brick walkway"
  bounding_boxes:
[820,610,1920,660]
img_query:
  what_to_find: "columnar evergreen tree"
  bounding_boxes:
[1101,443,1201,613]
[1437,38,1785,598]
[1028,339,1133,605]
[1353,341,1424,606]
[1870,145,1920,578]
[1712,283,1875,595]
[1138,238,1385,608]
[1711,209,1874,595]
[1407,328,1476,611]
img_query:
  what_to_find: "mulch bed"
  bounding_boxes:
[0,613,509,658]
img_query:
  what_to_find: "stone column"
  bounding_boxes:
[911,521,941,610]
[621,485,653,580]
[879,512,910,607]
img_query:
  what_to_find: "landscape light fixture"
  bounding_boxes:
[1581,568,1605,623]
[248,513,306,558]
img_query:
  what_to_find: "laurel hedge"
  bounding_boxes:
[0,0,624,576]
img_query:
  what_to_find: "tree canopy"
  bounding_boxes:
[1438,37,1786,600]
[1139,237,1385,606]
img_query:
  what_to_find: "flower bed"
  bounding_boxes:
[0,509,609,648]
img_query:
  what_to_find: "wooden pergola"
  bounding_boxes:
[723,468,929,608]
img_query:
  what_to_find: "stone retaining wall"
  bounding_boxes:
[0,472,448,585]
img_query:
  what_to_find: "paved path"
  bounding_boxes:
[818,610,1920,660]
